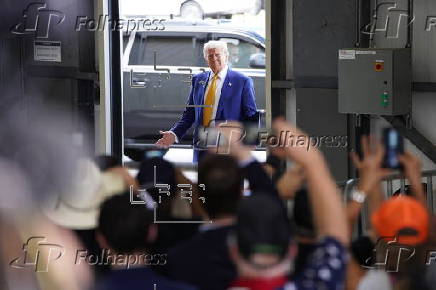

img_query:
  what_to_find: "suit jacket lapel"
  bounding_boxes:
[198,71,210,124]
[216,70,232,119]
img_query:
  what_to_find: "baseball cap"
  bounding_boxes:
[371,196,429,245]
[235,194,292,265]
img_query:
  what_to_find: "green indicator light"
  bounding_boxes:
[380,93,389,107]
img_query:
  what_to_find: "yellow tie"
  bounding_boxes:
[203,74,219,127]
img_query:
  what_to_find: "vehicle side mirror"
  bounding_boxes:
[249,53,265,68]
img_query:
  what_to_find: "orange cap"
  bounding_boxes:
[371,196,429,245]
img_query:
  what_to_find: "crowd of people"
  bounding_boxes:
[0,115,435,290]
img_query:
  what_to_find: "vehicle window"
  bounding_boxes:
[218,37,264,69]
[128,33,143,65]
[128,35,205,66]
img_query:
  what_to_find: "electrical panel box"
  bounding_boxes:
[338,48,411,115]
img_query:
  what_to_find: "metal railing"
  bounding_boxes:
[338,169,436,236]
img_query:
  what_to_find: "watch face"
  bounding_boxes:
[352,190,366,203]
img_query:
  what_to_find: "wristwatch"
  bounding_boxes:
[350,188,366,203]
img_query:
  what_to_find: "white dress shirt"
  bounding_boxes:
[171,66,229,143]
[206,65,228,126]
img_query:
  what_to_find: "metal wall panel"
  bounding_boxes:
[373,0,436,82]
[293,0,356,79]
[1,0,96,151]
[288,0,356,180]
[296,88,349,181]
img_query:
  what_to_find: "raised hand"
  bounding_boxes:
[350,136,392,193]
[398,151,426,203]
[271,117,323,167]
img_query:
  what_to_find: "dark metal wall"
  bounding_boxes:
[272,0,358,181]
[0,0,97,151]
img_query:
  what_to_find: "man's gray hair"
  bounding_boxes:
[203,40,229,59]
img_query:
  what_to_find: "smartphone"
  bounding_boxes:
[382,128,404,169]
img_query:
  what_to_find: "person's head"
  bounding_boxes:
[372,195,429,245]
[350,236,376,268]
[198,154,242,219]
[136,157,176,218]
[203,40,228,74]
[393,183,427,197]
[97,193,156,254]
[229,194,293,278]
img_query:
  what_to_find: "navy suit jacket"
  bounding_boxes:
[170,69,258,162]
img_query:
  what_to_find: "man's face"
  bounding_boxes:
[206,47,228,74]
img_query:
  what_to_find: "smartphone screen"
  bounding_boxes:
[382,128,404,169]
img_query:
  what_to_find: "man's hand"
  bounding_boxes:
[398,151,426,203]
[271,117,349,245]
[155,130,176,148]
[398,151,422,183]
[350,136,391,193]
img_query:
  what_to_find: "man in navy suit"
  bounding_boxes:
[156,40,258,162]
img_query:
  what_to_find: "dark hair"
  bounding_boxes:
[98,193,154,254]
[236,194,291,263]
[350,236,375,267]
[393,183,427,197]
[136,157,176,219]
[94,155,121,171]
[198,154,243,219]
[265,154,284,183]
